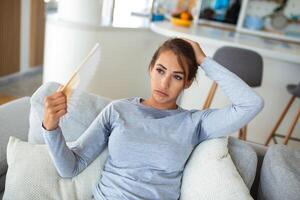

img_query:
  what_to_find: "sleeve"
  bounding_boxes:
[192,57,264,143]
[42,103,113,178]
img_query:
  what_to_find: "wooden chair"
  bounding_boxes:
[265,82,300,145]
[203,46,263,140]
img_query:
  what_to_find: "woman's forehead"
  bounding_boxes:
[156,50,183,71]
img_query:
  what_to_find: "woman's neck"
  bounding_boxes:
[141,97,178,110]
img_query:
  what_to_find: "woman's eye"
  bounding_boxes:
[156,68,164,74]
[174,75,183,80]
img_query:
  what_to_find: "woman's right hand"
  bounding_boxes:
[182,38,207,65]
[43,91,67,131]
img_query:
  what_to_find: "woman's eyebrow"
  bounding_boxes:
[157,63,185,75]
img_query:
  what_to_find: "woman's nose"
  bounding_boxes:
[161,75,171,89]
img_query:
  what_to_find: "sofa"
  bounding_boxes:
[0,94,299,200]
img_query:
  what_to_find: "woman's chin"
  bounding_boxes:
[153,94,171,104]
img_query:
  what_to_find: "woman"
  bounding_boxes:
[43,38,264,200]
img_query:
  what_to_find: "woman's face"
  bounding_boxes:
[149,50,192,106]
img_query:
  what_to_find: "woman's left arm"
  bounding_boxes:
[198,57,264,141]
[185,39,264,142]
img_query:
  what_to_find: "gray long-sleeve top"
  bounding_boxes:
[43,57,264,200]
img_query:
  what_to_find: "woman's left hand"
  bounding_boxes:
[182,38,207,66]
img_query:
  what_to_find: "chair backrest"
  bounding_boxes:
[287,82,300,98]
[203,46,263,110]
[213,46,263,87]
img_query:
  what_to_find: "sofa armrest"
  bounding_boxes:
[0,96,31,141]
[0,97,31,192]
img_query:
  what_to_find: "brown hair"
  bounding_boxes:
[148,38,198,82]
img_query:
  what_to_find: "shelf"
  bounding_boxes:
[150,21,300,64]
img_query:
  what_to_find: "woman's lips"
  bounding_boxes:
[155,90,168,96]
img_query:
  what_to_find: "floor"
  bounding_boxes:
[0,71,42,105]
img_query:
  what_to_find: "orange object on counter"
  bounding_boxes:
[180,12,190,20]
[171,17,192,27]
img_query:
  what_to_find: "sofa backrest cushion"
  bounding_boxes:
[258,145,300,200]
[228,137,258,190]
[28,82,111,144]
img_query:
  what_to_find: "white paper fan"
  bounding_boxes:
[60,43,101,96]
[58,43,101,122]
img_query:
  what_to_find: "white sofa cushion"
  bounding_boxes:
[180,137,253,200]
[3,137,108,200]
[28,82,111,144]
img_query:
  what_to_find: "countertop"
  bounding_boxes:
[150,21,300,64]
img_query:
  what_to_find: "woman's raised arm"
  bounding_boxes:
[185,39,264,142]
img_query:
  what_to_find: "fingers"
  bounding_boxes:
[180,37,202,52]
[45,92,66,104]
[50,91,65,99]
[52,103,67,113]
[44,91,67,118]
[45,97,66,110]
[178,37,206,65]
[46,104,67,119]
[51,96,66,106]
[54,108,67,118]
[46,103,67,116]
[43,88,67,131]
